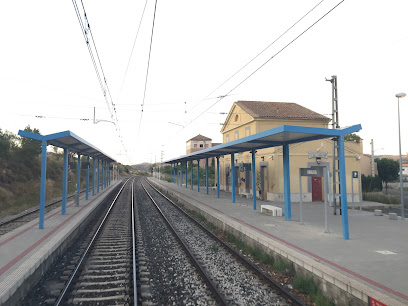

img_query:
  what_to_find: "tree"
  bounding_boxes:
[376,158,399,194]
[344,133,361,143]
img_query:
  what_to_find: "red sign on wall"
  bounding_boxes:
[368,297,387,306]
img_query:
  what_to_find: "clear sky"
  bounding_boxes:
[1,0,407,165]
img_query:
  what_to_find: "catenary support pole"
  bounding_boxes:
[62,148,68,215]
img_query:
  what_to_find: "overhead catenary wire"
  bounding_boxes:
[187,0,326,115]
[137,0,159,138]
[71,0,131,163]
[180,0,345,132]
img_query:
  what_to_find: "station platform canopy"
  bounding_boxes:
[165,124,362,163]
[18,130,115,162]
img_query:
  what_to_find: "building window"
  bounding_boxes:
[245,126,250,137]
[200,144,203,148]
[234,131,239,140]
[235,114,239,122]
[194,144,197,148]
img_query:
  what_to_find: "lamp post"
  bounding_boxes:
[396,92,406,219]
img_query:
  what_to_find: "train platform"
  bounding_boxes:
[0,181,120,306]
[149,178,408,306]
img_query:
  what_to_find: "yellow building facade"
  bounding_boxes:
[218,101,363,202]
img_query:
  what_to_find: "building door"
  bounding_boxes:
[312,177,322,201]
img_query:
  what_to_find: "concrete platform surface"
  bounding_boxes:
[150,178,408,306]
[0,181,120,305]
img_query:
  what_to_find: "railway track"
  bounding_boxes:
[138,177,304,305]
[54,178,136,305]
[0,188,90,236]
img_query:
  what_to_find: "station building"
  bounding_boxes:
[216,101,362,202]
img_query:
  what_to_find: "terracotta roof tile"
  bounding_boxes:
[235,101,329,121]
[187,134,212,142]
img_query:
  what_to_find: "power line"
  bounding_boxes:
[187,0,326,114]
[181,0,344,132]
[71,0,131,164]
[117,0,150,102]
[137,0,159,137]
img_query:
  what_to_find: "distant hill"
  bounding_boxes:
[132,163,151,171]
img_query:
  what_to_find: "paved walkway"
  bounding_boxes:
[150,178,408,305]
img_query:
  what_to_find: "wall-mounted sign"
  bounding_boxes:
[68,162,76,169]
[352,171,359,178]
[308,152,328,159]
[300,167,324,177]
[239,163,251,172]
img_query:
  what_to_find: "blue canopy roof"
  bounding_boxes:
[18,130,115,162]
[165,124,362,163]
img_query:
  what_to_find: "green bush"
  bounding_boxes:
[361,174,382,192]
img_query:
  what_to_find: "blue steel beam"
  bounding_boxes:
[217,156,220,198]
[185,162,187,188]
[283,144,291,220]
[181,162,183,186]
[338,136,350,240]
[191,161,193,190]
[62,148,68,215]
[206,158,209,195]
[77,154,81,206]
[252,149,256,210]
[197,160,200,193]
[86,156,90,200]
[92,157,95,196]
[97,159,100,193]
[39,140,47,229]
[231,153,235,203]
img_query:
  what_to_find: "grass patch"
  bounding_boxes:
[210,244,219,253]
[293,275,334,306]
[363,192,400,204]
[273,257,292,273]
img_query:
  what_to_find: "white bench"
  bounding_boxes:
[261,205,282,216]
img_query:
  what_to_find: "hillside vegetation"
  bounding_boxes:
[0,126,131,218]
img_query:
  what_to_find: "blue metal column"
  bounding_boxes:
[206,158,209,195]
[216,156,220,198]
[97,159,100,193]
[181,162,183,186]
[176,163,179,185]
[62,148,68,215]
[108,163,111,186]
[170,164,173,183]
[185,161,187,188]
[283,144,291,220]
[39,140,47,229]
[92,157,95,196]
[231,153,235,203]
[191,161,193,190]
[197,160,200,192]
[252,149,256,210]
[338,136,350,240]
[76,154,81,206]
[86,156,90,200]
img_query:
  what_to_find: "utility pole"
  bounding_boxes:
[326,75,340,215]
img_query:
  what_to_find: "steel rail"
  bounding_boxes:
[145,179,305,306]
[131,179,138,305]
[54,178,131,306]
[141,182,228,306]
